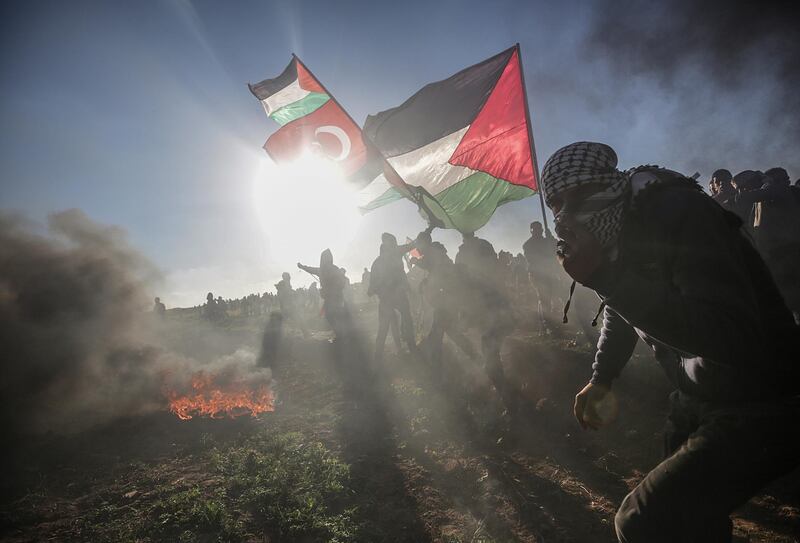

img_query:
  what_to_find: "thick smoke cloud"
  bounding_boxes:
[0,210,268,435]
[583,0,799,174]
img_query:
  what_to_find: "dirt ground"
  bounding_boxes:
[2,301,799,542]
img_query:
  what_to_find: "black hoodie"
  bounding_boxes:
[583,171,800,402]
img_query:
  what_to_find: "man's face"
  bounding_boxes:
[715,177,733,194]
[530,223,543,238]
[547,185,606,282]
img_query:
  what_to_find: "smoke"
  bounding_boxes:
[583,0,799,174]
[0,209,269,435]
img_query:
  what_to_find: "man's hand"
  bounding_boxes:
[573,382,618,430]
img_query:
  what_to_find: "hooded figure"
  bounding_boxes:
[541,141,800,543]
[368,234,421,362]
[298,249,348,339]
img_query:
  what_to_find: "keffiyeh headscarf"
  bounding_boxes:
[541,142,630,248]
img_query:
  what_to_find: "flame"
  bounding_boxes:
[166,371,275,420]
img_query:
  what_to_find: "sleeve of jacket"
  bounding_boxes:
[591,306,639,386]
[603,191,764,367]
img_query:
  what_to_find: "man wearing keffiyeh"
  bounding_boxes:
[540,141,800,543]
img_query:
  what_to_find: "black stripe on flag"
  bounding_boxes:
[248,58,298,100]
[363,46,515,158]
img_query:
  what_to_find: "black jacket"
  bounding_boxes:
[368,246,410,300]
[585,174,799,402]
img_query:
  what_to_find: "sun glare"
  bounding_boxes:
[253,152,362,281]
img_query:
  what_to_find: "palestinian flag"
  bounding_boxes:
[249,56,384,187]
[363,45,538,232]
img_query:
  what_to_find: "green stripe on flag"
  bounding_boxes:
[269,92,330,126]
[359,186,405,213]
[421,172,534,232]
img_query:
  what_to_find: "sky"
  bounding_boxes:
[2,0,797,307]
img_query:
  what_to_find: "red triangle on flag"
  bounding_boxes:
[448,49,536,190]
[296,59,326,94]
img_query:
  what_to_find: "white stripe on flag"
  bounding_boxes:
[261,79,310,116]
[356,173,396,207]
[387,126,475,196]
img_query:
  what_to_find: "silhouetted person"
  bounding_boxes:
[368,233,421,363]
[153,296,166,317]
[275,272,292,310]
[257,312,284,369]
[455,230,497,283]
[298,249,348,340]
[418,230,517,416]
[307,281,320,314]
[339,268,355,305]
[203,292,220,321]
[730,169,765,226]
[523,221,560,327]
[541,141,800,543]
[709,168,734,208]
[361,267,370,290]
[275,272,309,338]
[455,259,517,417]
[414,230,477,369]
[497,250,514,293]
[513,253,529,293]
[739,167,800,321]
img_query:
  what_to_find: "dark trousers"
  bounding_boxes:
[375,293,417,360]
[480,316,515,414]
[615,391,800,542]
[323,299,348,340]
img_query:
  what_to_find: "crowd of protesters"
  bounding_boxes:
[156,162,799,344]
[709,167,800,321]
[151,146,799,543]
[161,282,328,322]
[273,152,800,543]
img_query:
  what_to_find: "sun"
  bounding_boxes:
[253,152,362,281]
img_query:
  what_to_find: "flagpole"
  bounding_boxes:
[292,54,443,229]
[515,43,550,235]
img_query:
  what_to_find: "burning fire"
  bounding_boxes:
[166,371,275,420]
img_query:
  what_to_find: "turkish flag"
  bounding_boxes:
[264,100,368,176]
